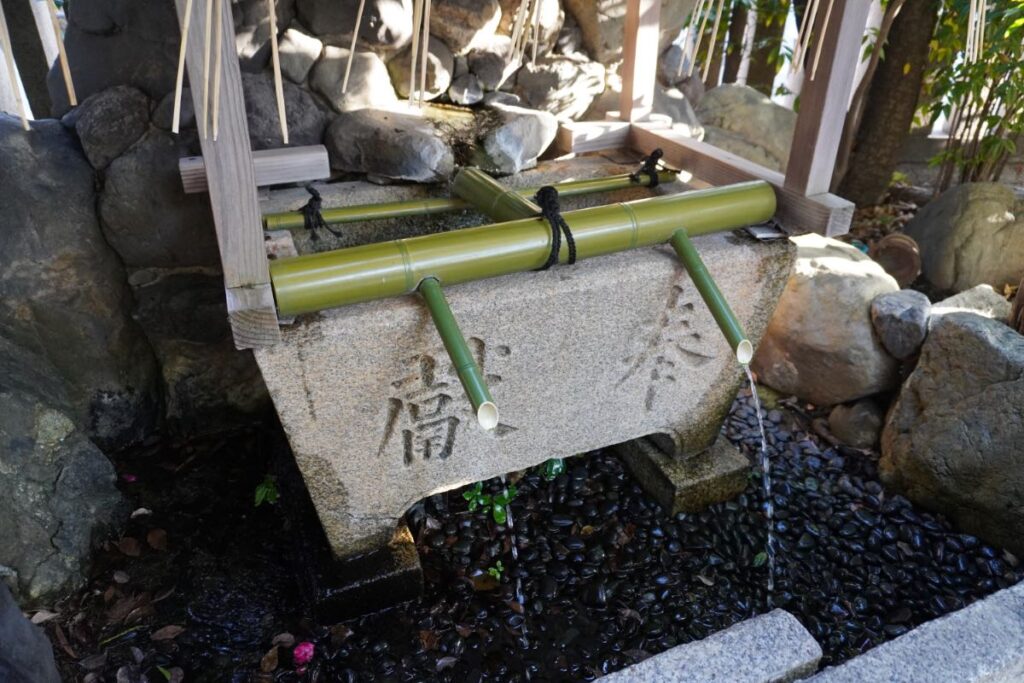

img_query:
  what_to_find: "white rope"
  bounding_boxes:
[267,0,288,143]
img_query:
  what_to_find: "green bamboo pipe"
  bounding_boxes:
[262,171,679,230]
[419,277,499,430]
[670,229,754,365]
[450,167,545,222]
[270,180,776,316]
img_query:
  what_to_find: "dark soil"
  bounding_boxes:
[47,388,1020,682]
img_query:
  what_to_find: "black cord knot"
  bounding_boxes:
[534,185,577,270]
[301,185,341,240]
[630,148,664,187]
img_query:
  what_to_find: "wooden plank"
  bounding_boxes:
[630,122,853,236]
[618,0,660,122]
[175,0,280,347]
[554,117,672,155]
[179,144,331,193]
[783,0,871,196]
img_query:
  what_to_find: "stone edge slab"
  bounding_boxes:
[807,581,1024,683]
[603,609,821,683]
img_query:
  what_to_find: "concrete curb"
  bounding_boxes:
[603,609,821,682]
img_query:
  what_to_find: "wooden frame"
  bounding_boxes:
[557,0,867,237]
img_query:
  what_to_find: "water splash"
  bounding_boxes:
[499,475,531,680]
[743,364,775,607]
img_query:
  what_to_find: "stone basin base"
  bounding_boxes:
[255,163,794,561]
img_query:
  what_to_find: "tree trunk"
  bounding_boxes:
[836,0,939,206]
[722,4,748,83]
[746,0,787,96]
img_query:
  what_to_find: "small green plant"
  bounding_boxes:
[487,560,505,581]
[463,481,518,524]
[753,551,769,568]
[254,474,280,507]
[541,458,566,481]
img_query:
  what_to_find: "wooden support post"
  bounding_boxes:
[783,0,871,196]
[618,0,660,122]
[174,0,280,348]
[179,144,331,193]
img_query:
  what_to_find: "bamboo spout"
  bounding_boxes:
[418,277,498,430]
[670,229,753,365]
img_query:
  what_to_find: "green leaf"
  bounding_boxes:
[753,551,768,568]
[492,504,507,525]
[157,666,172,681]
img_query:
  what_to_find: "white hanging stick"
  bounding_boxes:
[701,0,728,82]
[529,0,541,65]
[418,0,431,104]
[791,0,821,74]
[408,0,424,101]
[516,0,539,63]
[686,0,714,78]
[212,0,223,140]
[678,0,708,78]
[965,0,975,61]
[267,0,288,143]
[810,0,835,80]
[508,0,529,62]
[976,0,986,61]
[0,1,29,129]
[200,0,212,138]
[172,0,194,134]
[342,0,366,93]
[46,0,75,106]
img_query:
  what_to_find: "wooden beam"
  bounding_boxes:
[630,122,853,236]
[618,0,660,122]
[179,144,331,193]
[783,0,871,196]
[554,117,671,155]
[175,0,280,348]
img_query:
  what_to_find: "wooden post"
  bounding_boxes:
[174,0,281,348]
[783,0,871,196]
[618,0,660,122]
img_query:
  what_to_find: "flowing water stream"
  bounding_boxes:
[499,474,531,680]
[744,364,776,607]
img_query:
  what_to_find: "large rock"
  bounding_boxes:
[828,399,884,449]
[233,0,298,71]
[241,71,329,149]
[0,117,159,448]
[514,55,605,120]
[387,36,455,100]
[0,583,61,682]
[473,101,558,175]
[296,0,413,49]
[0,392,126,605]
[310,46,399,112]
[653,85,705,137]
[903,183,1024,294]
[467,37,514,91]
[696,84,796,172]
[870,289,931,360]
[562,0,697,63]
[73,85,151,169]
[880,312,1024,555]
[47,0,179,115]
[324,108,454,182]
[753,234,900,406]
[498,0,563,56]
[932,284,1012,322]
[429,0,502,55]
[130,269,271,428]
[279,27,324,83]
[255,230,794,559]
[99,127,221,268]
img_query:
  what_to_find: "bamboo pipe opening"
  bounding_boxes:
[477,402,499,431]
[736,339,754,365]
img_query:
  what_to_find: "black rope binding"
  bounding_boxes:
[630,148,664,187]
[534,185,577,270]
[301,185,342,240]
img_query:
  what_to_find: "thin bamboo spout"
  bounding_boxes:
[269,180,776,316]
[419,277,498,430]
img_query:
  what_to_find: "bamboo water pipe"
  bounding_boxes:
[268,180,776,317]
[262,171,679,230]
[452,168,754,364]
[419,277,499,429]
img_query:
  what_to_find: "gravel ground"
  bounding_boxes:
[49,388,1020,682]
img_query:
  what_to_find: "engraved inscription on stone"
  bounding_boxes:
[618,283,715,410]
[378,338,517,465]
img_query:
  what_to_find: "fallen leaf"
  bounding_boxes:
[153,586,176,603]
[118,537,142,557]
[419,630,439,651]
[329,623,353,646]
[31,610,58,624]
[455,623,473,638]
[272,632,295,648]
[260,645,279,673]
[53,623,78,659]
[151,624,186,641]
[147,529,168,551]
[505,600,524,614]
